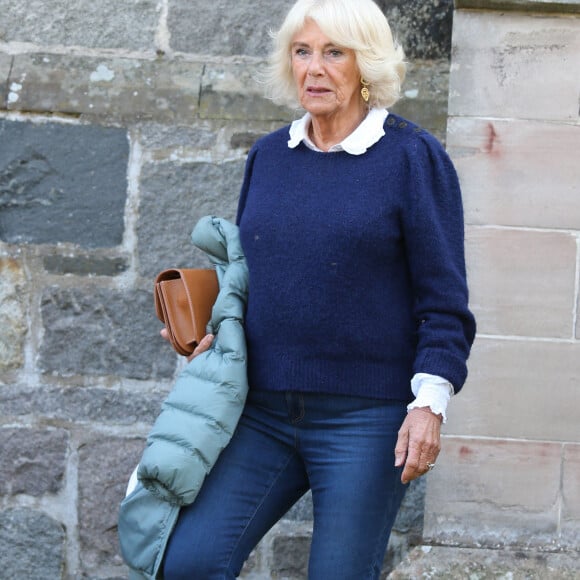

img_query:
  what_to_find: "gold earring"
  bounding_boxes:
[360,77,370,102]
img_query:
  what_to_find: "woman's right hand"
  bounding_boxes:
[160,329,214,362]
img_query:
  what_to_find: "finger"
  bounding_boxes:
[415,449,440,480]
[401,440,422,484]
[160,328,169,341]
[187,334,215,362]
[394,422,410,468]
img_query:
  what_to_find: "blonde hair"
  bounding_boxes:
[263,0,406,109]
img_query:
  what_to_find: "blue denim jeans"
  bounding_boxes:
[163,390,408,579]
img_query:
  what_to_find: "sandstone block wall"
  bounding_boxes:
[1,0,454,577]
[425,0,580,553]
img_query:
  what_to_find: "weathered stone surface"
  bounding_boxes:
[424,437,562,547]
[384,533,416,578]
[393,478,425,538]
[449,118,580,230]
[8,54,203,122]
[43,254,129,276]
[456,0,580,13]
[137,159,244,278]
[138,120,282,158]
[449,11,580,120]
[0,53,11,102]
[577,291,580,339]
[0,257,27,371]
[448,338,580,441]
[230,130,271,152]
[39,287,176,379]
[0,119,127,248]
[391,59,450,143]
[271,534,310,578]
[78,436,144,574]
[168,0,294,56]
[200,64,293,122]
[0,384,165,425]
[376,0,454,60]
[0,0,158,50]
[138,122,219,154]
[0,508,65,579]
[239,549,260,576]
[0,428,68,496]
[562,444,580,547]
[465,228,577,338]
[389,545,580,579]
[167,0,453,60]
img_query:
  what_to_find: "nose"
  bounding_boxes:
[307,51,324,76]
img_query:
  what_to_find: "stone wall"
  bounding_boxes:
[0,1,454,578]
[424,0,580,555]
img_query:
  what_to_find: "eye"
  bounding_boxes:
[294,47,309,57]
[327,48,343,58]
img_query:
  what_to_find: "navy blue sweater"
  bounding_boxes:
[237,114,475,402]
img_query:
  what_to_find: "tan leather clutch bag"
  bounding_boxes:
[154,268,219,356]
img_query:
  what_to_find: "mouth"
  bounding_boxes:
[305,86,332,96]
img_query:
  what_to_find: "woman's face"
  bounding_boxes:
[291,19,363,122]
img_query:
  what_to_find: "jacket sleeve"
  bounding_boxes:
[136,218,249,506]
[401,132,476,392]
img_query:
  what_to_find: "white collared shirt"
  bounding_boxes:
[287,108,454,421]
[288,108,389,155]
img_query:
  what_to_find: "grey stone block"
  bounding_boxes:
[137,159,244,278]
[0,384,165,426]
[391,59,450,144]
[562,444,580,548]
[200,64,294,122]
[393,478,425,538]
[448,11,580,121]
[0,428,68,496]
[0,119,128,248]
[43,254,129,277]
[138,122,219,152]
[271,535,310,579]
[78,436,144,574]
[0,0,158,50]
[39,286,176,379]
[168,0,294,56]
[0,508,65,580]
[0,257,27,371]
[389,545,580,579]
[0,53,11,100]
[455,0,580,13]
[375,0,453,60]
[8,54,203,122]
[230,131,271,152]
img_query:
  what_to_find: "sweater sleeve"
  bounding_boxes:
[402,132,476,392]
[236,145,258,225]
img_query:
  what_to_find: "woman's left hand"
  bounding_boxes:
[394,407,442,484]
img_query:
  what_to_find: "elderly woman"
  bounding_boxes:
[163,0,475,577]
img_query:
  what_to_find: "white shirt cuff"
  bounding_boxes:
[407,373,454,423]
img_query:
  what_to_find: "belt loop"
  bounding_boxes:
[285,392,305,423]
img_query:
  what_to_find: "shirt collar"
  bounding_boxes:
[288,108,388,155]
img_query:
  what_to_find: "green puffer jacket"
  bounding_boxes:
[118,216,249,579]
